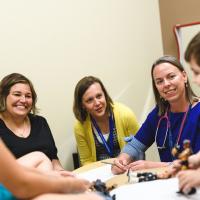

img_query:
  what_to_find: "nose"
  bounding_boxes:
[163,79,171,87]
[19,95,26,102]
[94,98,100,106]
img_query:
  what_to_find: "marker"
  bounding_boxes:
[101,161,127,170]
[101,161,115,165]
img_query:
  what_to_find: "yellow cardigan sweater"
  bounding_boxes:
[74,102,139,166]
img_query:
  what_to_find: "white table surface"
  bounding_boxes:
[111,177,200,200]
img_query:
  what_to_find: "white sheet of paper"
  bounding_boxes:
[111,177,200,200]
[76,164,116,182]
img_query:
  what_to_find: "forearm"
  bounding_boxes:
[9,169,89,199]
[33,192,104,200]
[0,141,67,198]
[127,160,171,171]
[149,161,170,168]
[122,136,146,160]
[9,171,66,198]
[52,159,64,170]
[1,159,65,198]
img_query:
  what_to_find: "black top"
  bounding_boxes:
[0,114,58,160]
[94,130,120,161]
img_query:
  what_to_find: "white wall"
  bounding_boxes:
[0,0,162,170]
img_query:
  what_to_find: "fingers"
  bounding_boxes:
[177,171,191,192]
[112,160,146,173]
[177,170,198,193]
[157,169,171,179]
[127,160,156,171]
[111,159,127,174]
[127,160,147,171]
[65,177,91,193]
[169,160,182,176]
[188,154,200,169]
[76,179,91,192]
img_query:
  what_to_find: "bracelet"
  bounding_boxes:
[168,162,173,167]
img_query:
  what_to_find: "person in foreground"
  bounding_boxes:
[112,55,200,174]
[73,76,139,166]
[0,139,103,200]
[0,73,71,176]
[175,31,200,193]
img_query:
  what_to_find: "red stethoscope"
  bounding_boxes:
[155,105,190,150]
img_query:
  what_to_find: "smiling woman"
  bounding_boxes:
[152,62,188,112]
[3,82,33,138]
[112,55,200,175]
[0,73,73,177]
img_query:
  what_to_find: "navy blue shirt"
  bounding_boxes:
[135,102,200,162]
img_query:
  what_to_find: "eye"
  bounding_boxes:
[12,92,21,97]
[25,94,32,99]
[11,92,32,99]
[96,94,102,99]
[86,98,93,104]
[169,74,176,79]
[155,79,163,85]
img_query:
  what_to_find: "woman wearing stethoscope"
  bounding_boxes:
[112,55,200,175]
[73,76,139,166]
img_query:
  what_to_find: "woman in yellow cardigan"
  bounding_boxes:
[73,76,139,166]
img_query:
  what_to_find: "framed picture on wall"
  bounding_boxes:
[174,21,200,94]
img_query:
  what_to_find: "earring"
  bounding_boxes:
[160,96,166,101]
[185,81,188,87]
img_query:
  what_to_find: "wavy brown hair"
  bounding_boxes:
[0,73,38,114]
[73,76,113,122]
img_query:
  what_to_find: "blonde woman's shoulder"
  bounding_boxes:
[192,97,200,108]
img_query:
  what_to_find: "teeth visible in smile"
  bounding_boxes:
[16,105,26,109]
[165,89,176,94]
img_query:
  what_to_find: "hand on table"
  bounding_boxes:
[111,157,129,175]
[177,169,200,194]
[126,160,167,171]
[63,177,91,193]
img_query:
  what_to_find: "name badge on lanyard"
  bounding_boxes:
[91,113,115,157]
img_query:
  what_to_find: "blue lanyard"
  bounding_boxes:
[91,113,115,157]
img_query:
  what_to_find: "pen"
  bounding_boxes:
[101,161,127,170]
[101,161,115,165]
[127,169,130,182]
